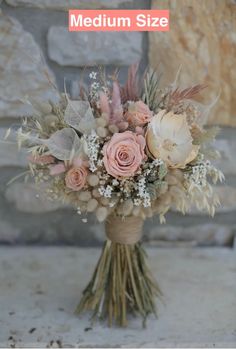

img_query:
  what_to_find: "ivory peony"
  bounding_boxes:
[146,110,199,168]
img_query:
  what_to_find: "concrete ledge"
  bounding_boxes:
[0,246,236,347]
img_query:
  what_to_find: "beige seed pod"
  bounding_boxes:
[44,114,58,126]
[159,182,168,195]
[132,206,141,217]
[96,117,107,127]
[101,113,109,123]
[190,123,203,140]
[140,210,146,220]
[165,173,179,186]
[143,207,153,218]
[96,207,108,222]
[87,174,99,187]
[97,127,108,138]
[78,191,92,202]
[77,202,87,212]
[34,101,52,115]
[123,199,134,214]
[100,197,110,206]
[161,192,172,206]
[117,199,133,216]
[87,198,98,212]
[169,185,184,198]
[170,169,184,182]
[110,196,119,205]
[108,124,119,134]
[92,188,101,198]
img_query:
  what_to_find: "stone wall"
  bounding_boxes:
[149,0,236,126]
[0,0,235,247]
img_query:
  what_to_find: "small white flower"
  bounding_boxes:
[134,198,141,206]
[143,195,151,207]
[84,131,100,172]
[89,72,97,79]
[99,185,113,198]
[98,186,105,196]
[97,159,103,167]
[91,82,100,90]
[136,177,151,207]
[102,86,109,94]
[109,201,116,208]
[153,159,164,166]
[112,179,119,186]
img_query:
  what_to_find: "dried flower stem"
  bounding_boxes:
[75,240,161,327]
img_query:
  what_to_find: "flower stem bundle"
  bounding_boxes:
[76,216,161,327]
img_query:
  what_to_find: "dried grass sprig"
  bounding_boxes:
[121,62,140,103]
[142,68,162,113]
[192,126,220,145]
[166,84,207,110]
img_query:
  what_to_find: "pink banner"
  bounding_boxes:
[69,9,169,32]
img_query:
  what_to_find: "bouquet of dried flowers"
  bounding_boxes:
[12,64,224,327]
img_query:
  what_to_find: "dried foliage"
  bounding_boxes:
[192,126,220,145]
[142,68,162,113]
[121,62,140,103]
[166,84,207,110]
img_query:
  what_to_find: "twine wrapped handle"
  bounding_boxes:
[105,214,144,245]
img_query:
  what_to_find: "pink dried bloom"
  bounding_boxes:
[103,131,146,178]
[125,101,153,127]
[49,163,66,176]
[29,154,55,165]
[65,166,88,191]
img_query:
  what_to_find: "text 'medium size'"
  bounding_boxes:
[69,10,169,31]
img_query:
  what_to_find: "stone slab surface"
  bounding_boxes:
[0,247,235,348]
[47,28,143,67]
[0,13,58,119]
[5,0,134,10]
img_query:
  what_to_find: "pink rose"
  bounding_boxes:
[65,166,88,191]
[103,131,146,178]
[125,101,153,126]
[29,154,55,165]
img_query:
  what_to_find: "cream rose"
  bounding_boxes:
[125,101,153,126]
[146,110,199,168]
[103,131,145,178]
[65,166,88,191]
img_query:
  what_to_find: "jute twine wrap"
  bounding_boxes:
[105,215,144,245]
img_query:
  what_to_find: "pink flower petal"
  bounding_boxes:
[50,163,66,176]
